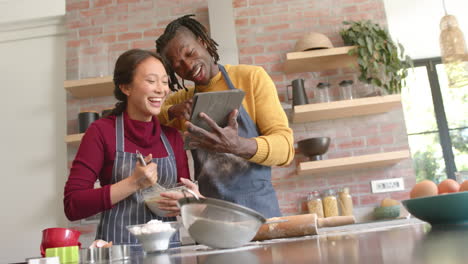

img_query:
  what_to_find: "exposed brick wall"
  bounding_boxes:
[65,0,414,217]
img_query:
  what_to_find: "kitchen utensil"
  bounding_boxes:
[40,228,81,257]
[78,111,99,133]
[287,78,309,106]
[45,246,79,263]
[127,221,179,252]
[297,137,331,161]
[135,149,148,167]
[82,244,131,262]
[253,213,355,241]
[136,150,166,191]
[177,197,266,249]
[402,192,468,225]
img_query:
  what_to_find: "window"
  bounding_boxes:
[401,58,468,183]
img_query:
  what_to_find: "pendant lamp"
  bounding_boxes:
[439,0,468,88]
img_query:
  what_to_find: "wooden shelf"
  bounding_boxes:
[284,46,357,73]
[292,94,402,123]
[64,76,113,98]
[65,133,84,147]
[297,150,411,176]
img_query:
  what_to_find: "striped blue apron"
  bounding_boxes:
[95,114,179,245]
[191,64,282,218]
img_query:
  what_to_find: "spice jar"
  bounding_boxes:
[306,191,324,218]
[339,80,354,100]
[338,187,354,216]
[315,82,331,103]
[322,189,339,217]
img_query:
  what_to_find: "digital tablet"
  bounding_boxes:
[185,89,245,150]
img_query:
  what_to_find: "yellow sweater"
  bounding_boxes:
[158,64,294,166]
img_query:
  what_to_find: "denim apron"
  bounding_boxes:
[191,64,281,218]
[95,114,179,246]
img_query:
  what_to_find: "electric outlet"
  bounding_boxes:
[371,178,405,193]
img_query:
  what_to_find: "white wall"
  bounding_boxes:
[0,0,66,262]
[384,0,468,59]
[208,0,240,65]
[0,0,64,24]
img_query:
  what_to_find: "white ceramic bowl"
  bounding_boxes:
[126,221,179,252]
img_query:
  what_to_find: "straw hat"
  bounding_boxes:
[294,32,334,52]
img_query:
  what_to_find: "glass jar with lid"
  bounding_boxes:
[337,187,354,216]
[315,82,331,103]
[339,80,354,100]
[307,191,324,218]
[322,189,339,217]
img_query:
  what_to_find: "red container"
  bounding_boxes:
[40,228,81,257]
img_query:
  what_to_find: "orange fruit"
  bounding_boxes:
[437,179,460,194]
[410,180,438,199]
[459,180,468,192]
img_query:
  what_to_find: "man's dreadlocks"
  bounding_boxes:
[156,14,219,91]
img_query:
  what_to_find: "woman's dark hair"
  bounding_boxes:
[110,49,171,116]
[155,14,219,91]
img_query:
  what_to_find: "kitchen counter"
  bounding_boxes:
[123,218,468,264]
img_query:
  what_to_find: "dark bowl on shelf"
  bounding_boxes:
[297,137,331,161]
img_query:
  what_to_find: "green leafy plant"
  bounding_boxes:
[340,20,413,94]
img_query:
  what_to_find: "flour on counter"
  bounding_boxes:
[129,220,175,235]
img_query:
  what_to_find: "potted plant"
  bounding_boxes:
[339,20,413,94]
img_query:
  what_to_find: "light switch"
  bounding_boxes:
[371,178,405,193]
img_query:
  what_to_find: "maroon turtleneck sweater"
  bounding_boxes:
[64,112,189,221]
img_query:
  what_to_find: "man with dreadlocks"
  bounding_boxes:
[155,14,294,218]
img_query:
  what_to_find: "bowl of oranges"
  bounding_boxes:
[402,179,468,226]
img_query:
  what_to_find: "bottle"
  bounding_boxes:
[315,82,331,103]
[338,187,354,216]
[339,80,354,100]
[306,191,324,218]
[322,189,339,217]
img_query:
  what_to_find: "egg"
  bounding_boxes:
[438,179,460,194]
[459,180,468,192]
[410,180,438,199]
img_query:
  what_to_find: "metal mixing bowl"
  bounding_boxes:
[177,197,266,249]
[297,137,331,161]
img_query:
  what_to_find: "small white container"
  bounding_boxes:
[127,221,179,253]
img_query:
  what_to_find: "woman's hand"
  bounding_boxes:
[168,98,193,121]
[111,153,157,205]
[156,178,204,217]
[130,153,158,190]
[185,109,257,159]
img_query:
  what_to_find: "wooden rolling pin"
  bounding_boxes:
[252,213,355,241]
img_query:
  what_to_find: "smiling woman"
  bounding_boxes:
[63,49,193,248]
[111,49,172,121]
[117,54,169,121]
